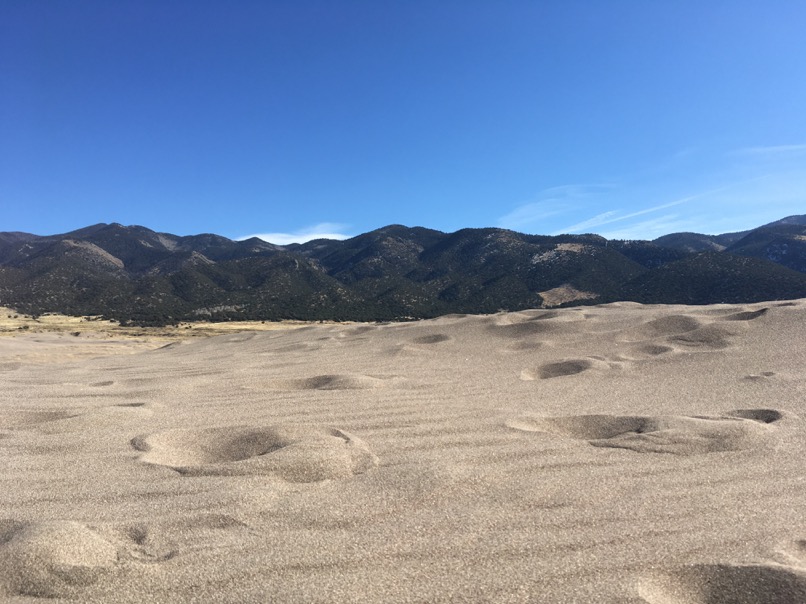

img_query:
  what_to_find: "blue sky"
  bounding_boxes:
[2,1,804,243]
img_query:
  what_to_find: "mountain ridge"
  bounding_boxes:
[1,216,805,325]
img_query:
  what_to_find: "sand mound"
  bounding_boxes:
[508,410,782,455]
[637,563,806,604]
[0,520,118,598]
[132,424,378,482]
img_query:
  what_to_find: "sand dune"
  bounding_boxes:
[1,300,805,602]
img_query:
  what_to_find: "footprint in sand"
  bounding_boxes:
[272,342,319,353]
[634,343,676,357]
[5,404,154,435]
[636,561,806,603]
[490,321,558,338]
[410,334,452,345]
[744,371,777,381]
[132,424,378,482]
[617,315,734,350]
[668,325,732,350]
[215,332,258,344]
[721,308,769,322]
[341,325,378,336]
[507,409,784,455]
[265,373,396,390]
[521,358,611,380]
[486,312,570,339]
[115,515,249,564]
[506,340,546,352]
[774,538,806,568]
[116,523,176,563]
[0,410,80,431]
[619,315,703,342]
[0,520,118,599]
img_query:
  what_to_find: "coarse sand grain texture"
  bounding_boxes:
[1,300,805,602]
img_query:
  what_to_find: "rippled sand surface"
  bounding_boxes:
[1,300,805,603]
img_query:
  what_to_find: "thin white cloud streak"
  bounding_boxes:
[553,175,771,237]
[497,202,567,230]
[551,211,618,234]
[731,144,806,156]
[597,215,694,240]
[497,184,615,230]
[499,149,805,241]
[239,223,351,245]
[610,171,806,238]
[554,196,695,235]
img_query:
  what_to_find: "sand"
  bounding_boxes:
[1,300,805,603]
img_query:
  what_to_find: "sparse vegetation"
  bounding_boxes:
[1,219,804,326]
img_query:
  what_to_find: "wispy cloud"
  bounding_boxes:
[597,215,694,240]
[554,196,695,235]
[497,184,615,231]
[496,202,567,230]
[731,144,806,156]
[552,175,768,238]
[552,210,619,234]
[239,222,351,245]
[499,147,805,241]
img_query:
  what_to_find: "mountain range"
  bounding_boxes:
[1,216,805,325]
